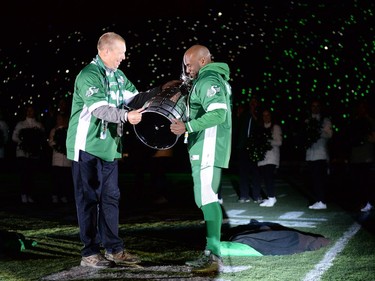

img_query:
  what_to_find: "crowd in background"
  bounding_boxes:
[0,96,374,212]
[0,100,74,204]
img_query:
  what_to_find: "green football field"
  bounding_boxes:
[0,166,374,281]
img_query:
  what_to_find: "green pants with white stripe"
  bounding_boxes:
[192,165,223,257]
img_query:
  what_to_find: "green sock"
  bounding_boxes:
[201,202,222,257]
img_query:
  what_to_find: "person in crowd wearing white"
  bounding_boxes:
[304,100,333,210]
[257,109,282,207]
[12,105,45,203]
[48,98,72,204]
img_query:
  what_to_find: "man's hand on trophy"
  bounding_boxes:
[170,118,186,135]
[127,108,143,125]
[161,80,183,90]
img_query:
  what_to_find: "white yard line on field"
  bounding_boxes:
[302,222,361,281]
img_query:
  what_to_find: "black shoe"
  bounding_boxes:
[186,250,223,274]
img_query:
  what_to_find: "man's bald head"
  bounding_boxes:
[184,45,211,62]
[183,45,212,78]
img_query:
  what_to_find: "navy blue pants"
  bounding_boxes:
[238,151,261,200]
[259,164,277,198]
[307,159,328,203]
[72,151,123,257]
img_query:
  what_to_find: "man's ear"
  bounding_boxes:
[200,57,206,66]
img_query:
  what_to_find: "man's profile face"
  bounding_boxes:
[183,53,201,79]
[103,40,126,70]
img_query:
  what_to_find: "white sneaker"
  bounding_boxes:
[309,201,327,210]
[260,197,277,207]
[360,202,373,212]
[60,196,68,204]
[52,195,59,204]
[27,196,35,203]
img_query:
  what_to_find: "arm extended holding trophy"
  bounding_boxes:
[91,82,176,127]
[132,70,192,150]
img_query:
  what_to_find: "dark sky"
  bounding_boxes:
[2,0,208,42]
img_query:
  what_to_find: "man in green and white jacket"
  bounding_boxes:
[170,44,232,274]
[66,32,158,269]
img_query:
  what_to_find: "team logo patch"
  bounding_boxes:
[207,85,221,97]
[86,87,99,97]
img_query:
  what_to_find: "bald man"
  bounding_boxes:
[171,45,232,274]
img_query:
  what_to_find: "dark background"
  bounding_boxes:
[1,0,374,163]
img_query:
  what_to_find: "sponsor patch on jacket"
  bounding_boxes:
[191,155,200,161]
[207,85,221,97]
